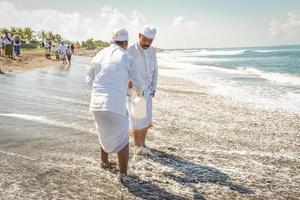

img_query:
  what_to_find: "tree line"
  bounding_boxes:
[0,27,110,50]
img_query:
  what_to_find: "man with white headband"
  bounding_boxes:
[86,28,145,179]
[127,24,158,154]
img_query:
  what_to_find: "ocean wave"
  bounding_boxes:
[159,58,300,86]
[251,49,300,53]
[197,49,247,56]
[238,67,300,85]
[161,48,300,57]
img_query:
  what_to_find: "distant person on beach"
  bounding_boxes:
[66,45,72,65]
[0,35,3,73]
[55,43,60,61]
[86,28,145,181]
[13,34,21,56]
[0,35,4,56]
[44,39,51,59]
[59,42,67,64]
[70,43,75,54]
[127,25,158,155]
[3,32,13,59]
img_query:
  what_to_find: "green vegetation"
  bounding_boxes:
[0,27,64,49]
[81,38,110,50]
[1,27,110,50]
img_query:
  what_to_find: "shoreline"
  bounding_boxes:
[0,50,63,73]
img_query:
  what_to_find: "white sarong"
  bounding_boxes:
[93,111,129,154]
[127,88,153,131]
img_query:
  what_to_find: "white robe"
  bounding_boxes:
[86,44,145,153]
[127,42,158,130]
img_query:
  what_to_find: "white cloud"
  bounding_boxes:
[172,16,198,29]
[99,6,129,33]
[0,1,148,42]
[130,10,147,29]
[0,1,94,41]
[270,12,300,36]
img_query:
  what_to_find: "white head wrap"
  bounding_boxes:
[140,25,157,39]
[112,29,129,41]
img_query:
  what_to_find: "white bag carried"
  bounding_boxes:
[130,92,146,119]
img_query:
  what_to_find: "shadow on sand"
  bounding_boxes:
[146,148,254,199]
[118,148,253,200]
[102,165,185,200]
[121,176,185,200]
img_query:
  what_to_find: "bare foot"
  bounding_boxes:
[100,161,117,169]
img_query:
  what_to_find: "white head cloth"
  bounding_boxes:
[112,28,129,41]
[140,25,157,39]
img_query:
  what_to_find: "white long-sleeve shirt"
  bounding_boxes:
[127,42,158,91]
[3,35,12,45]
[86,44,145,116]
[59,44,67,54]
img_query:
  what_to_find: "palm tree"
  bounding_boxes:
[47,31,55,41]
[39,30,47,41]
[10,27,17,36]
[22,27,33,44]
[54,33,62,43]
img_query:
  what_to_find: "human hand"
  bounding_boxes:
[136,90,144,97]
[150,90,156,98]
[128,81,133,89]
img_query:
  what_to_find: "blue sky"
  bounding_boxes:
[1,0,300,48]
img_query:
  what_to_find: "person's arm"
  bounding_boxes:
[151,51,158,97]
[86,62,96,87]
[126,55,146,94]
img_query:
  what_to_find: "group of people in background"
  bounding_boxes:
[0,30,75,67]
[42,39,74,65]
[0,31,22,59]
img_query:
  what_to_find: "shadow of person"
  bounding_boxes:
[99,165,186,199]
[121,176,186,200]
[147,149,253,195]
[58,64,70,72]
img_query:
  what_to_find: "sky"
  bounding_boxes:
[0,0,300,49]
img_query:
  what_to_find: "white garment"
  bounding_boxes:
[59,44,67,54]
[93,111,129,154]
[3,36,12,45]
[126,42,158,130]
[13,35,21,46]
[127,42,158,91]
[86,43,145,116]
[0,38,3,48]
[127,88,153,130]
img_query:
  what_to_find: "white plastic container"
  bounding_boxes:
[130,94,146,119]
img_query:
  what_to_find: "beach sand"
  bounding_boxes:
[0,75,299,199]
[0,50,61,73]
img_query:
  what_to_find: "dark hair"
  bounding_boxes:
[114,40,127,46]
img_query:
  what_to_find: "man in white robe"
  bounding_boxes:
[86,28,145,179]
[59,42,67,64]
[127,25,158,154]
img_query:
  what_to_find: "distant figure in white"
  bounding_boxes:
[86,29,145,179]
[59,42,67,64]
[127,25,158,154]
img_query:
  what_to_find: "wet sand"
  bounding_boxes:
[0,50,60,73]
[0,75,299,199]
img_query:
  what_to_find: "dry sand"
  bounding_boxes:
[0,75,299,199]
[0,50,60,73]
